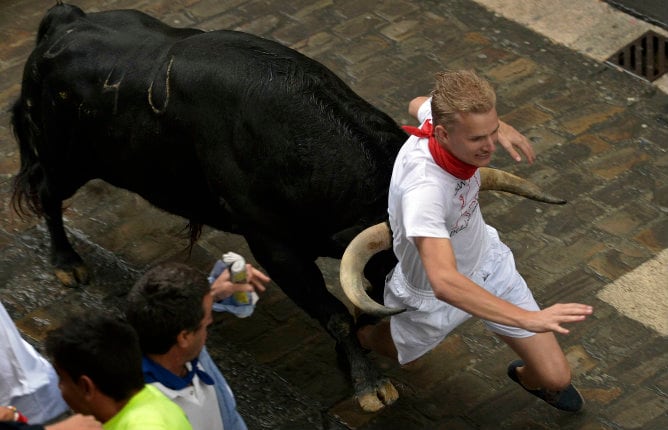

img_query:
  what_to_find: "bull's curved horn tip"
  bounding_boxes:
[383,307,406,316]
[548,197,568,205]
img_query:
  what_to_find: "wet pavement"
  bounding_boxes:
[1,0,667,429]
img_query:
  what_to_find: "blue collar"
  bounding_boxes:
[142,355,214,390]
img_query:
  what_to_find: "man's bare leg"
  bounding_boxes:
[498,331,583,412]
[497,331,570,390]
[357,320,398,361]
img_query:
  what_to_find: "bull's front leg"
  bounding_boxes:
[327,312,399,411]
[244,236,398,411]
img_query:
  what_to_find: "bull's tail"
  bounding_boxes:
[183,221,203,255]
[10,98,45,218]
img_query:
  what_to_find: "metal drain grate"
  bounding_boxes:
[607,30,667,82]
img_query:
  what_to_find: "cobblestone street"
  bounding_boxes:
[0,1,666,429]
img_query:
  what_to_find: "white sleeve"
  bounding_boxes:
[402,183,450,243]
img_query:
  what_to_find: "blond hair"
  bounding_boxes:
[430,70,496,128]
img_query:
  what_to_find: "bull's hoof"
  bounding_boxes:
[54,264,90,287]
[357,378,399,412]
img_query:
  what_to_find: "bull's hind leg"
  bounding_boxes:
[244,235,398,412]
[41,190,89,286]
[11,98,89,286]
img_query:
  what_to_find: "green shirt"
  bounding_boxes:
[103,384,192,430]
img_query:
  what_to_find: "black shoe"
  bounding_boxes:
[507,360,584,412]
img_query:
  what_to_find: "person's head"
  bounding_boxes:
[430,69,499,167]
[45,313,144,415]
[125,262,213,361]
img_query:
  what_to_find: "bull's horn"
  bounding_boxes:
[480,167,566,204]
[339,222,405,317]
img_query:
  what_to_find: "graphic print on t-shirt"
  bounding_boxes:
[450,178,479,237]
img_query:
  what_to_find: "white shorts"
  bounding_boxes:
[385,226,539,364]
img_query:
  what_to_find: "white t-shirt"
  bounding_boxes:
[388,98,489,290]
[150,362,224,430]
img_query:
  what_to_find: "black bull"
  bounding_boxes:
[11,4,562,411]
[12,3,407,411]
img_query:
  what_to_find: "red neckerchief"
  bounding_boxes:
[402,119,477,180]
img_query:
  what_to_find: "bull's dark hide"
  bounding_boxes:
[12,3,405,409]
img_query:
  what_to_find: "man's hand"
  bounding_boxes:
[46,414,103,430]
[498,120,535,164]
[210,264,270,301]
[523,303,593,334]
[0,406,15,421]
